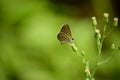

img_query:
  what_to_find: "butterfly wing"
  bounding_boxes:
[57,32,71,44]
[60,24,72,38]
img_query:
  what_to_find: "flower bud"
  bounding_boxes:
[70,43,78,52]
[104,13,109,23]
[95,29,101,39]
[92,16,97,26]
[81,51,85,56]
[111,43,116,50]
[113,17,118,27]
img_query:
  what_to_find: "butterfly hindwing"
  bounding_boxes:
[57,32,70,44]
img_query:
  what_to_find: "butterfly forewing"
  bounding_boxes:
[60,24,72,38]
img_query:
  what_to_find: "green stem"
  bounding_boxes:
[104,26,115,38]
[91,22,107,79]
[98,46,120,65]
[91,63,98,79]
[97,25,116,65]
[91,44,102,78]
[84,61,91,80]
[98,54,113,65]
[73,45,92,80]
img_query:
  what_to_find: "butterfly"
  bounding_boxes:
[57,24,74,44]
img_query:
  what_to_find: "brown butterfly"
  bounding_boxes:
[57,24,74,44]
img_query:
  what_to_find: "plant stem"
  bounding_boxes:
[72,44,92,80]
[91,21,107,79]
[104,26,115,38]
[91,43,102,79]
[98,46,120,65]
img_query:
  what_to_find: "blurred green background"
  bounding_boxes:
[0,0,120,80]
